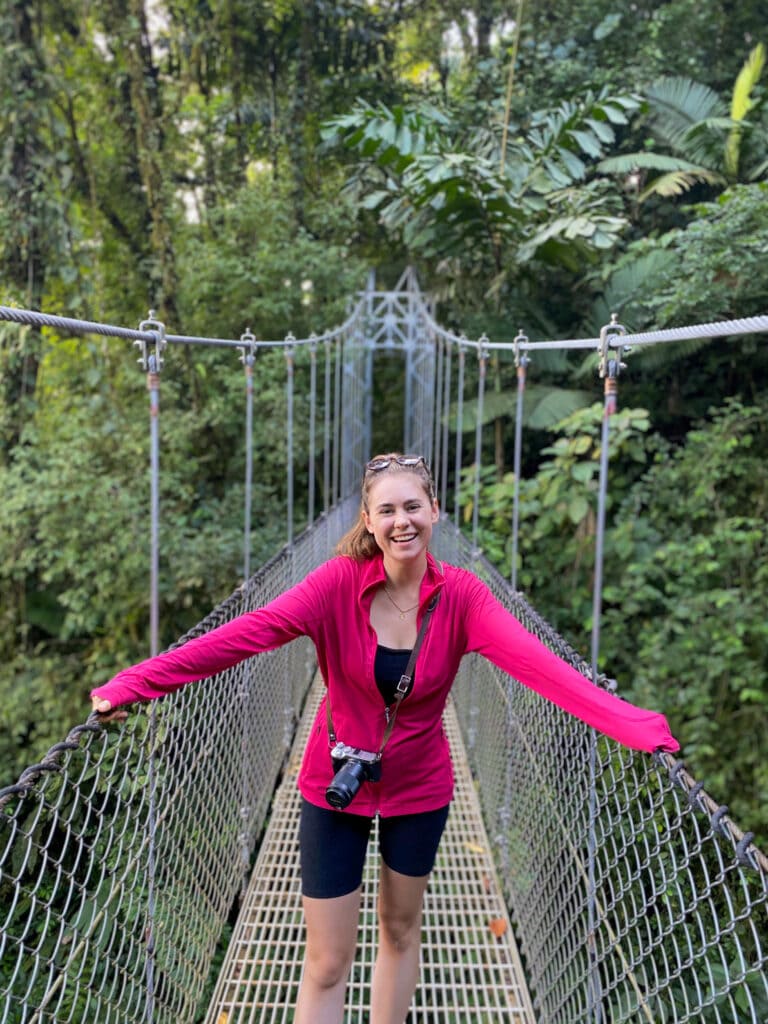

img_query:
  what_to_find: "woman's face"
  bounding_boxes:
[363,472,439,566]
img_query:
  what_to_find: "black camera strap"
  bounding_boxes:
[325,589,440,757]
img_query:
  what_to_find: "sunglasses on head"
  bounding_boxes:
[365,455,427,473]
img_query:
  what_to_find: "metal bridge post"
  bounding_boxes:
[471,337,489,559]
[238,329,257,582]
[135,311,166,658]
[134,310,167,1024]
[308,334,318,526]
[440,340,452,514]
[511,331,529,593]
[284,335,296,546]
[323,333,332,515]
[587,315,628,1024]
[453,339,467,528]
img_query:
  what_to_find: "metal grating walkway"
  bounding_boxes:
[205,677,537,1023]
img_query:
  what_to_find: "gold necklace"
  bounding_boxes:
[383,586,419,620]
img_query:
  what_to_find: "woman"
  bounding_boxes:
[91,453,679,1024]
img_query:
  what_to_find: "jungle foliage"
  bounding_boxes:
[0,0,766,834]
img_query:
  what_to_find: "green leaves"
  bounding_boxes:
[323,90,639,274]
[598,44,767,199]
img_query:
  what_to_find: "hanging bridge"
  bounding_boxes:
[1,270,767,1024]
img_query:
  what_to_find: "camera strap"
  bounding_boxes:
[325,588,441,757]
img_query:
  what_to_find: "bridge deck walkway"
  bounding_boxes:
[204,676,537,1023]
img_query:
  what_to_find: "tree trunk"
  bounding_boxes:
[123,0,180,327]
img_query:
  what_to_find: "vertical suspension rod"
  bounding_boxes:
[453,342,467,528]
[511,331,529,592]
[471,337,489,556]
[284,336,296,546]
[135,311,166,1024]
[323,334,332,514]
[239,330,256,582]
[440,342,452,515]
[587,317,626,1024]
[308,335,318,526]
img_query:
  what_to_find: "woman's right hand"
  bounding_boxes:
[91,696,129,723]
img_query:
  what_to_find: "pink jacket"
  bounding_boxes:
[91,552,680,816]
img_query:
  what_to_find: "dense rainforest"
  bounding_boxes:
[1,0,766,837]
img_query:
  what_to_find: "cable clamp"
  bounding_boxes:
[284,332,296,369]
[136,310,167,371]
[513,329,529,369]
[598,314,627,379]
[238,327,257,367]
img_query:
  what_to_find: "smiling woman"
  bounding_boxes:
[90,450,679,1024]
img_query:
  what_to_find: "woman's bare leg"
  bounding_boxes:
[370,864,430,1024]
[294,888,362,1024]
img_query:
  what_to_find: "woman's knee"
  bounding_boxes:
[378,909,421,953]
[377,894,424,952]
[304,940,355,989]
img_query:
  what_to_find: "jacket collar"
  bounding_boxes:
[358,550,446,608]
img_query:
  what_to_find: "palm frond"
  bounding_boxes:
[629,336,714,372]
[598,152,716,174]
[647,77,724,130]
[445,385,592,432]
[638,168,724,199]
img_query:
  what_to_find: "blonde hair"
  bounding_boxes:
[335,453,436,560]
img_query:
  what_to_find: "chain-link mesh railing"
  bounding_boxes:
[0,505,355,1024]
[435,523,767,1024]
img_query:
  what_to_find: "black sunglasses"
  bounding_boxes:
[365,455,427,473]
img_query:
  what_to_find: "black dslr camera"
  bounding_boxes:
[325,741,382,810]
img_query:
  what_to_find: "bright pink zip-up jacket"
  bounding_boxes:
[91,551,680,816]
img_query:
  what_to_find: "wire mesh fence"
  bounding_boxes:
[434,524,768,1024]
[0,507,349,1024]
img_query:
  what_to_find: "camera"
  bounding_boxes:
[325,742,382,810]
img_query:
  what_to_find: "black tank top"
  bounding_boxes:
[374,644,412,705]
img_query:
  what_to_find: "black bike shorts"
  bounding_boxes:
[299,798,450,899]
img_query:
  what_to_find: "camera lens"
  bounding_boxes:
[325,759,367,810]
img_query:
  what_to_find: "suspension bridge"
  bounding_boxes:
[1,270,767,1023]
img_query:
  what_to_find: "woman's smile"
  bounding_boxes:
[363,475,439,565]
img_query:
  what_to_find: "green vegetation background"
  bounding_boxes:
[1,0,766,836]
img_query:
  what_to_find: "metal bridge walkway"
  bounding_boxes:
[204,675,536,1023]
